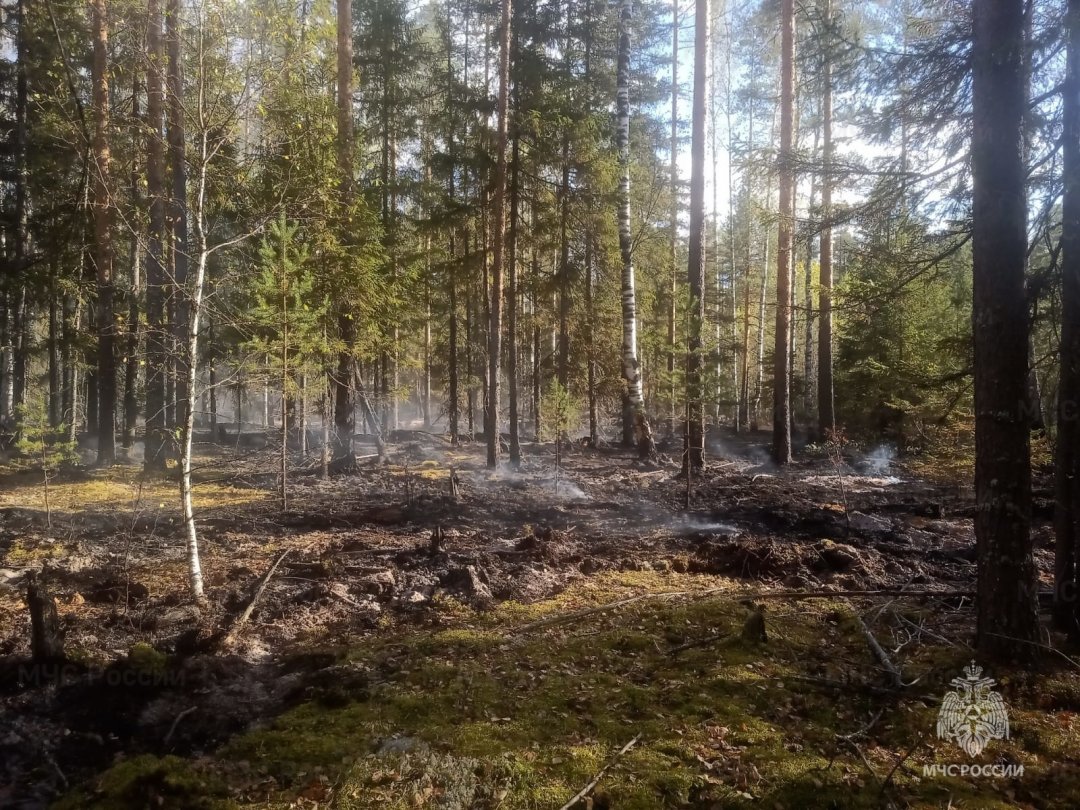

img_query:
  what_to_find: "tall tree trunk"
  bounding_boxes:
[725,27,740,429]
[390,138,399,432]
[709,5,722,423]
[333,0,356,470]
[92,0,116,466]
[445,12,460,447]
[971,0,1039,658]
[556,146,571,390]
[752,100,777,430]
[12,0,29,418]
[0,293,9,423]
[532,204,542,440]
[124,72,142,450]
[167,0,190,439]
[803,119,819,432]
[685,0,708,471]
[280,226,289,512]
[63,295,79,439]
[449,240,460,445]
[486,0,512,468]
[179,123,213,602]
[1056,0,1080,636]
[772,0,794,465]
[145,0,168,471]
[585,234,598,446]
[752,199,770,428]
[817,0,835,437]
[616,0,654,457]
[423,235,432,430]
[668,0,679,427]
[208,321,217,440]
[12,289,27,415]
[507,129,521,466]
[583,0,598,447]
[465,252,475,438]
[48,284,60,428]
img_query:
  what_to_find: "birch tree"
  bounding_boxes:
[616,0,654,458]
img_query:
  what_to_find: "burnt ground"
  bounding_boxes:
[0,427,1060,807]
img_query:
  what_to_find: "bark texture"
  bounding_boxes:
[971,0,1040,658]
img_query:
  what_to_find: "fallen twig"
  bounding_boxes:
[513,590,725,633]
[328,585,373,611]
[514,595,654,633]
[750,588,973,602]
[164,706,197,746]
[557,733,642,810]
[847,601,904,689]
[668,631,731,656]
[787,674,899,698]
[985,632,1080,672]
[221,549,291,647]
[838,708,885,742]
[512,588,974,635]
[880,727,931,798]
[892,609,968,649]
[840,736,880,785]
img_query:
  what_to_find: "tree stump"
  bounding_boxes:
[27,572,65,662]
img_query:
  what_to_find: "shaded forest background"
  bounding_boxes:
[0,0,1019,462]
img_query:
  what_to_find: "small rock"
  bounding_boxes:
[397,587,430,606]
[0,568,25,590]
[814,539,858,571]
[87,579,150,604]
[376,736,430,756]
[366,505,404,525]
[847,512,892,535]
[783,572,814,588]
[444,565,492,602]
[152,604,202,629]
[227,565,256,581]
[358,569,396,596]
[579,557,605,575]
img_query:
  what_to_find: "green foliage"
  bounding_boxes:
[246,215,328,393]
[833,214,972,444]
[542,380,580,442]
[13,395,78,472]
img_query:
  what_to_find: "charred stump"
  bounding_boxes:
[27,571,65,662]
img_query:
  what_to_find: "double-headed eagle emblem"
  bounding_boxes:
[936,660,1009,757]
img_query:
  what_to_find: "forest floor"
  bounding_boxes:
[1,427,1078,809]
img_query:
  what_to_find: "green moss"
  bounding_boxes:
[52,755,231,810]
[6,537,67,564]
[126,642,168,675]
[55,573,1080,808]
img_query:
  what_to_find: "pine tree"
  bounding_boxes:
[971,0,1039,658]
[685,0,709,471]
[91,0,115,466]
[772,0,795,465]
